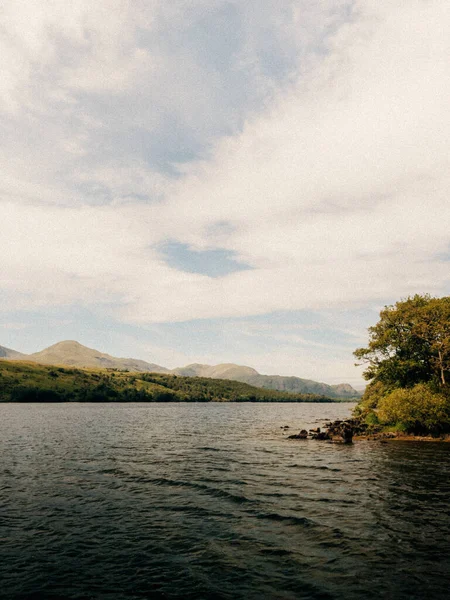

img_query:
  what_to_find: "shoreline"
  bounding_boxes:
[286,416,450,443]
[353,433,450,442]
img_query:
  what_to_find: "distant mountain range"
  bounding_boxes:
[172,363,359,398]
[0,345,26,359]
[0,340,360,399]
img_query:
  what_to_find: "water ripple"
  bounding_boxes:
[1,402,449,600]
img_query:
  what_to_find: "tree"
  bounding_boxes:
[354,295,450,434]
[354,294,450,390]
[413,297,450,386]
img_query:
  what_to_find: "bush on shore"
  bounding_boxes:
[377,383,450,435]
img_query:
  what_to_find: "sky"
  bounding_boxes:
[1,0,449,387]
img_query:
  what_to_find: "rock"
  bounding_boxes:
[288,429,308,440]
[311,431,330,440]
[340,425,353,444]
[319,418,355,443]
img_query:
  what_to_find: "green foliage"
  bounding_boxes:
[354,380,392,414]
[377,384,450,434]
[364,411,379,426]
[0,360,339,403]
[354,294,450,389]
[354,295,450,434]
[10,386,63,402]
[384,421,409,434]
[137,372,335,402]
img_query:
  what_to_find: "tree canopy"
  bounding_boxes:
[354,294,450,389]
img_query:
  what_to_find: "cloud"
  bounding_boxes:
[0,322,28,331]
[0,0,449,332]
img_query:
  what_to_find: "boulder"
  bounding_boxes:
[311,431,330,440]
[288,429,308,440]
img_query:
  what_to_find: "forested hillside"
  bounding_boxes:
[0,360,341,403]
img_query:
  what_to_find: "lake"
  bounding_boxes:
[1,402,449,599]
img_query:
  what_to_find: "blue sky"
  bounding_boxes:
[1,0,449,387]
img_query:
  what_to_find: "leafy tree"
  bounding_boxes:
[413,297,450,386]
[354,294,450,389]
[354,295,450,434]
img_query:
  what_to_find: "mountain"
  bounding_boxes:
[26,341,170,373]
[173,363,259,379]
[172,363,360,398]
[0,345,26,359]
[2,340,360,398]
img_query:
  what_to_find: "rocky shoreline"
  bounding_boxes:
[284,418,450,443]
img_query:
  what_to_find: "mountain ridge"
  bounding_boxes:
[173,363,359,398]
[25,340,170,374]
[0,345,27,359]
[1,340,360,398]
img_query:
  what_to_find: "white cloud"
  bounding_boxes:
[0,322,28,331]
[0,0,449,330]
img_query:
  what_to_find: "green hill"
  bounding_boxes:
[2,340,360,398]
[0,360,343,403]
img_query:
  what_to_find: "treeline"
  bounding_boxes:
[136,373,339,402]
[0,361,340,403]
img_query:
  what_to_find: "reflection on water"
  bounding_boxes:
[1,403,449,600]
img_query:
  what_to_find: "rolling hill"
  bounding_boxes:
[0,360,338,403]
[2,340,360,398]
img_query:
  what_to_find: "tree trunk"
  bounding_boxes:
[438,350,446,386]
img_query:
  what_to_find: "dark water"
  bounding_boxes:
[1,403,449,600]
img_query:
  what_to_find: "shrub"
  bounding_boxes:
[364,411,379,426]
[377,383,450,434]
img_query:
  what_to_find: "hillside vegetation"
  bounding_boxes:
[173,364,360,398]
[0,360,342,403]
[0,340,359,399]
[354,295,450,435]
